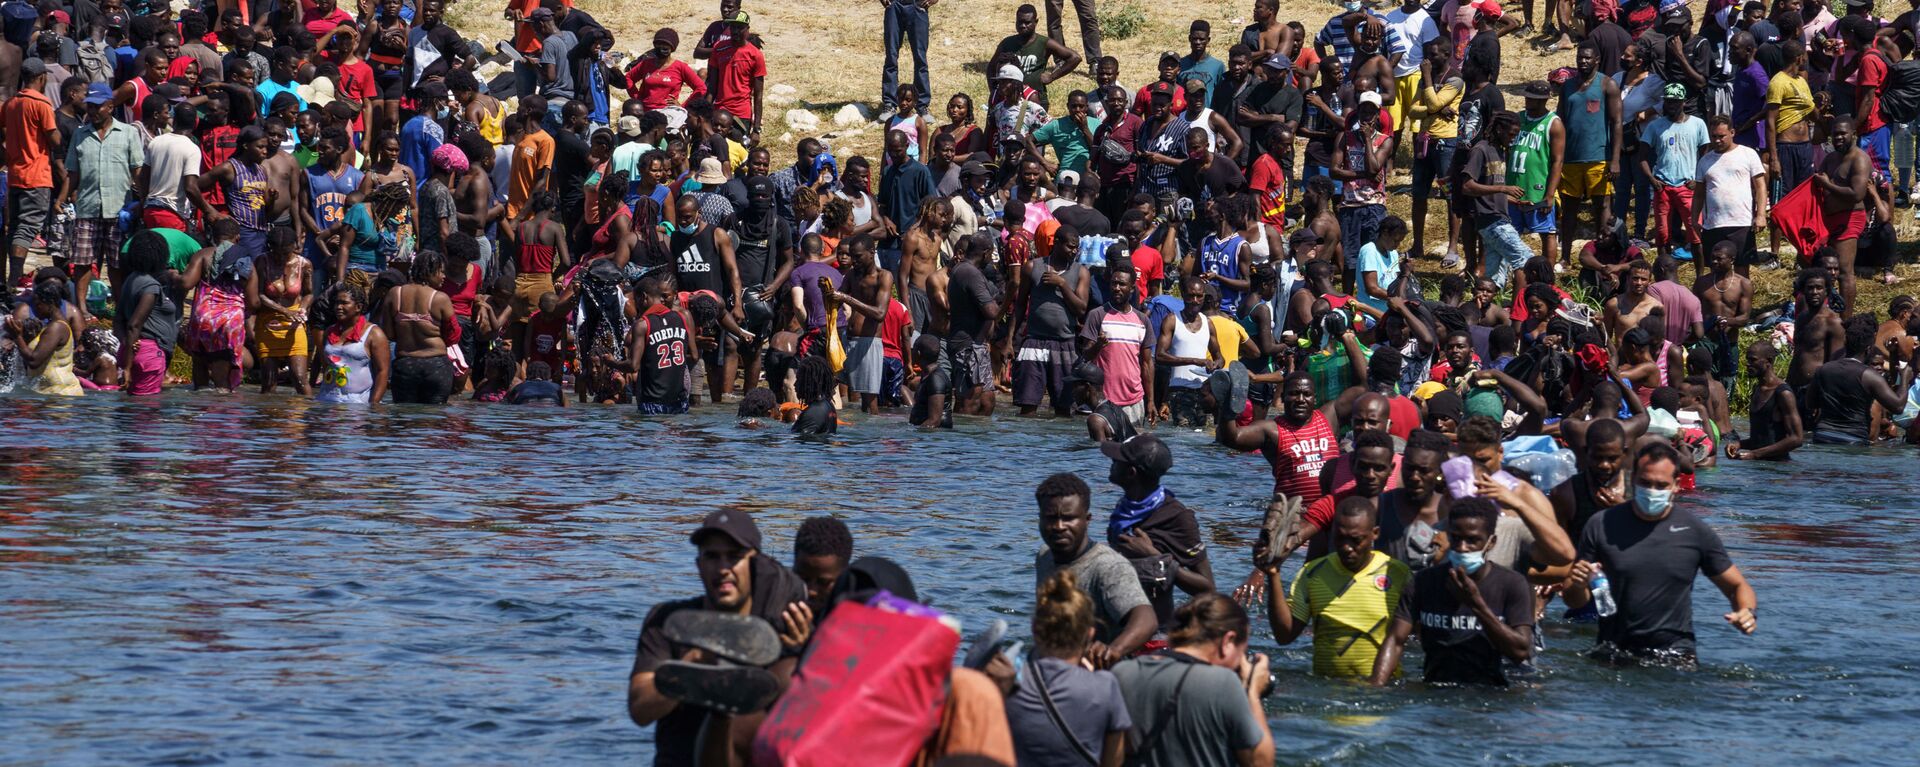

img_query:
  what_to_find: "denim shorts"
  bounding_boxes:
[1477,217,1532,287]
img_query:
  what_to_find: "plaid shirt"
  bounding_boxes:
[65,119,145,219]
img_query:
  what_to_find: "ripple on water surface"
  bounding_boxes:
[1,393,1915,764]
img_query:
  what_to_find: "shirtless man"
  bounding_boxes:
[1877,297,1916,367]
[1299,176,1342,270]
[897,196,952,334]
[1602,260,1661,343]
[1692,241,1752,389]
[454,134,503,272]
[262,117,306,239]
[1345,17,1397,111]
[1810,116,1871,320]
[1465,278,1511,327]
[1788,268,1845,390]
[832,234,896,414]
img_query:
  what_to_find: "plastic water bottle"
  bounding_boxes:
[1589,571,1618,617]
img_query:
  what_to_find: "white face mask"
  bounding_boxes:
[1343,0,1363,11]
[1634,486,1673,518]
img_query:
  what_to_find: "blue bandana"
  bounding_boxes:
[1109,486,1171,538]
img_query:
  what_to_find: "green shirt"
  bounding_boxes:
[65,119,145,219]
[1030,115,1102,174]
[121,227,204,271]
[1308,343,1369,406]
[1508,111,1556,204]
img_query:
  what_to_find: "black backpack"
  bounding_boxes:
[1876,58,1920,125]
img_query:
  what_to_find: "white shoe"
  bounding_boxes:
[1441,251,1462,270]
[1907,189,1920,206]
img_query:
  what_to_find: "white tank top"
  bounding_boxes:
[1170,312,1213,388]
[1191,108,1219,151]
[1244,224,1271,264]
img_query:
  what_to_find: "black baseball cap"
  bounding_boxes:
[691,509,763,550]
[1101,434,1173,478]
[1068,361,1105,387]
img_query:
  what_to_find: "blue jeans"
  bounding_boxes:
[1478,217,1532,287]
[882,3,930,111]
[1612,158,1653,238]
[513,62,539,99]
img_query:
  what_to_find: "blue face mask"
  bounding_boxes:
[436,106,450,120]
[1447,549,1485,574]
[1634,486,1673,518]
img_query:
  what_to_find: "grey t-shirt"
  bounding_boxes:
[1110,655,1264,767]
[539,31,579,99]
[1024,260,1084,340]
[1577,504,1733,654]
[120,273,179,352]
[1484,511,1537,573]
[1034,543,1149,645]
[1006,658,1133,767]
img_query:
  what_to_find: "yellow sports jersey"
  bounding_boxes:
[1288,550,1411,678]
[1210,315,1249,365]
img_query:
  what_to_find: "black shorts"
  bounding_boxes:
[391,354,455,404]
[1701,226,1757,265]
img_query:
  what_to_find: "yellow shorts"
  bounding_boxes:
[1559,161,1613,198]
[1392,72,1422,133]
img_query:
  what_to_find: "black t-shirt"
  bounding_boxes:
[1109,495,1206,629]
[418,24,466,81]
[946,260,998,341]
[1460,141,1509,222]
[560,8,600,35]
[692,133,731,168]
[1396,562,1534,685]
[1242,80,1303,156]
[792,400,839,434]
[1054,203,1112,237]
[630,555,808,767]
[552,129,593,204]
[732,212,793,288]
[911,367,954,428]
[1466,30,1502,84]
[1576,504,1734,654]
[1457,83,1505,147]
[1588,21,1633,77]
[1176,155,1245,203]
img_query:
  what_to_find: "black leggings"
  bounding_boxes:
[391,355,455,404]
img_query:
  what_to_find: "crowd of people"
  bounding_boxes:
[0,0,1913,443]
[0,0,1913,763]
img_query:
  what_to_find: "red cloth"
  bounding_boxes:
[754,601,958,767]
[1249,154,1287,225]
[1768,178,1828,263]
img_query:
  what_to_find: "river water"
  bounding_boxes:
[3,393,1915,765]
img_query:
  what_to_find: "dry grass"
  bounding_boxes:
[445,0,1920,312]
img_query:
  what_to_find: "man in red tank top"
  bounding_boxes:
[1216,371,1341,505]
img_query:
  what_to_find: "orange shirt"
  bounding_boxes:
[2,88,58,189]
[506,128,556,220]
[511,0,574,54]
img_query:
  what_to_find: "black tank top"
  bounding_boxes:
[1812,358,1875,437]
[672,225,726,297]
[1746,383,1787,448]
[637,308,691,405]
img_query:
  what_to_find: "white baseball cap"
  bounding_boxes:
[1357,90,1383,107]
[995,64,1024,82]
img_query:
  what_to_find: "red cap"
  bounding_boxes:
[48,10,70,24]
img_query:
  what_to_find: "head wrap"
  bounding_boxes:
[431,143,469,174]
